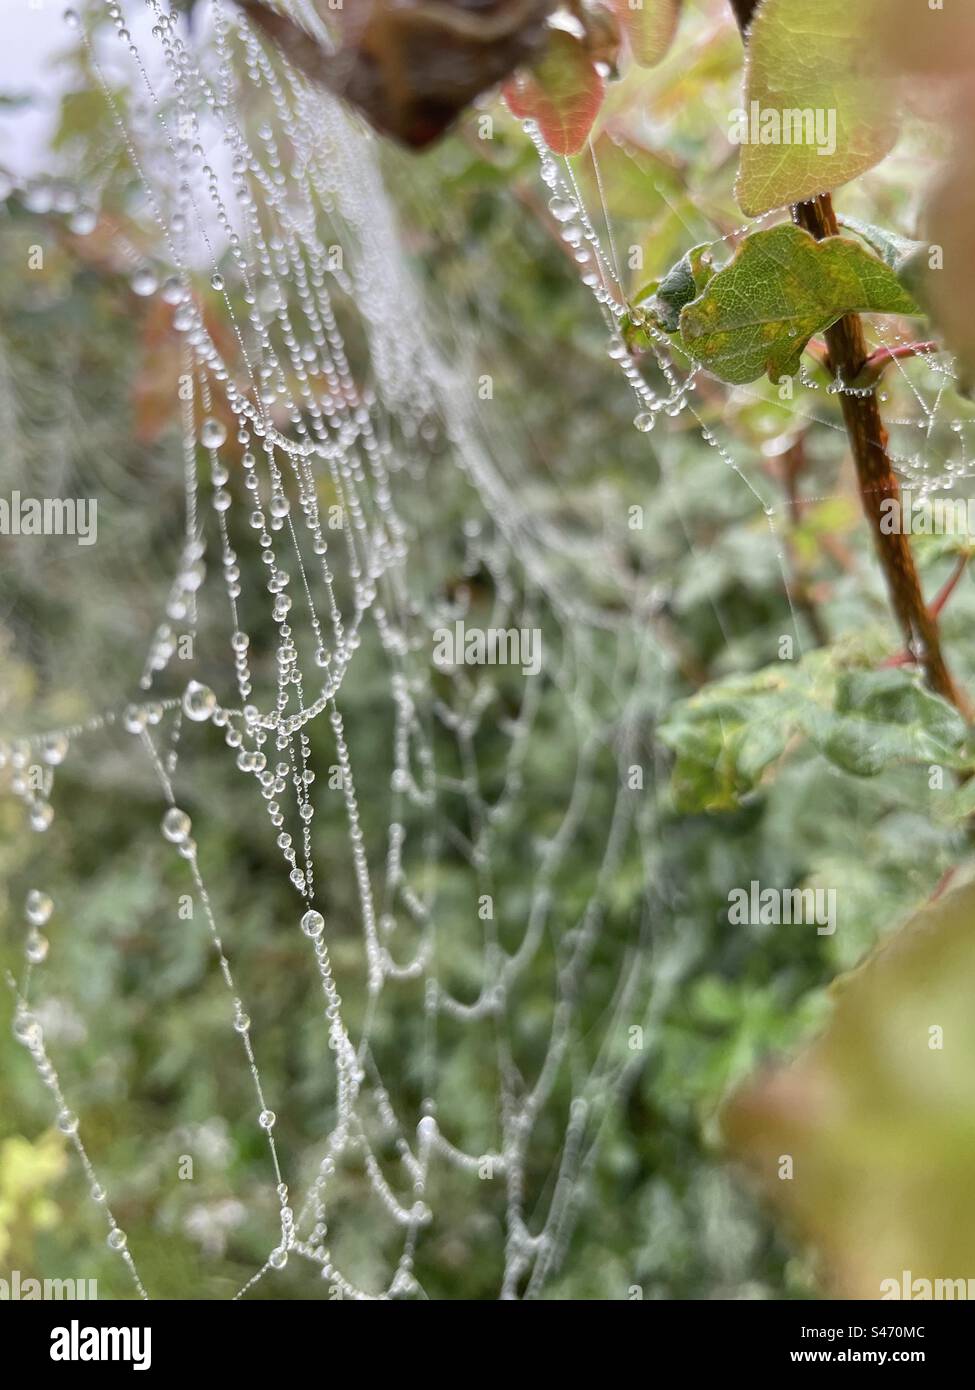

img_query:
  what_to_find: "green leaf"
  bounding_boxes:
[658,657,828,813]
[816,669,969,777]
[609,0,682,69]
[503,31,604,156]
[638,243,715,333]
[678,224,920,385]
[837,216,925,273]
[658,655,969,813]
[735,0,897,218]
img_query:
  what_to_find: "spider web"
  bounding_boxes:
[2,0,679,1301]
[3,0,969,1303]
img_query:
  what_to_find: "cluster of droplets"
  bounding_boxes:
[24,889,54,967]
[10,984,140,1283]
[0,732,67,834]
[525,123,696,438]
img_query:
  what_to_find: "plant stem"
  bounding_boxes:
[864,340,939,370]
[796,202,968,714]
[727,1,971,718]
[728,0,761,32]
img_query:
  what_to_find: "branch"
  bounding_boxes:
[727,3,971,719]
[882,555,969,667]
[929,552,970,621]
[793,195,970,716]
[859,340,940,383]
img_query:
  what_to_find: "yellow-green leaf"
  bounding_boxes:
[735,0,898,217]
[678,224,920,385]
[609,0,682,69]
[723,873,975,1298]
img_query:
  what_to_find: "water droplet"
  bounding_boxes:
[210,272,225,291]
[258,1109,276,1130]
[269,493,290,519]
[23,182,53,214]
[162,807,192,844]
[57,1109,79,1135]
[25,929,49,964]
[633,412,655,433]
[107,1228,127,1251]
[131,266,158,297]
[13,1009,42,1048]
[30,802,54,832]
[180,559,206,593]
[300,909,325,939]
[69,208,97,236]
[123,704,147,734]
[26,889,54,925]
[42,733,69,765]
[200,417,227,449]
[548,196,577,223]
[160,275,184,305]
[182,681,217,722]
[268,1246,288,1269]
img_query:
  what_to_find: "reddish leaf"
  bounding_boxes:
[504,30,605,155]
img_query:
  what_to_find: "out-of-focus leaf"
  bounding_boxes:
[823,669,969,778]
[609,0,682,69]
[878,4,975,377]
[679,224,920,385]
[572,132,680,223]
[504,29,605,155]
[723,873,975,1298]
[240,0,556,148]
[658,656,970,813]
[736,0,897,217]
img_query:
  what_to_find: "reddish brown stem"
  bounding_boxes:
[794,195,970,716]
[863,341,939,374]
[728,0,970,719]
[929,553,970,621]
[882,555,970,669]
